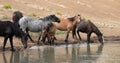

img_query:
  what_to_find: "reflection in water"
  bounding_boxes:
[3,52,13,63]
[2,44,104,63]
[70,44,104,63]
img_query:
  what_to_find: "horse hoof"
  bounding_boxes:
[2,49,5,51]
[11,49,15,52]
[64,40,68,42]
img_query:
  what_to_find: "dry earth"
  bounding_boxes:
[0,0,120,51]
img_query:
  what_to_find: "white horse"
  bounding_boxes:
[19,15,60,44]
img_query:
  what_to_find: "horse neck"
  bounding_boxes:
[72,20,78,26]
[93,26,102,37]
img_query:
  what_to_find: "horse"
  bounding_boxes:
[19,14,60,45]
[53,15,81,43]
[12,11,36,43]
[42,23,56,45]
[0,21,27,51]
[73,19,104,44]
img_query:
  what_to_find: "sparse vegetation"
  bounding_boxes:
[56,30,65,35]
[31,13,37,17]
[56,11,62,16]
[82,17,90,21]
[1,16,10,21]
[3,4,12,9]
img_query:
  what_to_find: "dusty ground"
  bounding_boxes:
[0,0,120,51]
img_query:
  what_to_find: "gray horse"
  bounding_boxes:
[19,15,60,44]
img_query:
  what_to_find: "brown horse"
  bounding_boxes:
[73,19,104,44]
[53,15,81,42]
[42,23,56,45]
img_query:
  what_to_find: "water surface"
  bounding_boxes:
[0,43,120,63]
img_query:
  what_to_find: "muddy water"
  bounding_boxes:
[0,43,120,63]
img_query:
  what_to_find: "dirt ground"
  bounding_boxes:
[0,0,120,51]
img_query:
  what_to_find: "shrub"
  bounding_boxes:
[56,11,62,16]
[3,4,12,9]
[31,13,37,17]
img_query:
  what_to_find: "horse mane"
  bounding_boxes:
[46,23,54,32]
[12,11,23,23]
[68,16,75,22]
[43,14,54,21]
[88,20,102,35]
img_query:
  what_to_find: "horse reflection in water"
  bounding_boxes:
[70,44,104,63]
[2,44,103,63]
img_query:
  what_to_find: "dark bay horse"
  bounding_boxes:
[42,23,56,45]
[19,15,60,45]
[54,15,81,42]
[0,21,27,51]
[73,19,104,44]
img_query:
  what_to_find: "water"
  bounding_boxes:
[0,43,120,63]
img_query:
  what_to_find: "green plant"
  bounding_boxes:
[56,11,62,15]
[3,4,12,9]
[56,30,65,35]
[1,16,10,21]
[31,13,37,17]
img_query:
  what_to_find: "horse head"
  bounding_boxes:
[44,14,60,23]
[12,11,23,24]
[21,32,28,48]
[75,14,81,22]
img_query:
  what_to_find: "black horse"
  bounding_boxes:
[73,19,104,44]
[0,21,28,51]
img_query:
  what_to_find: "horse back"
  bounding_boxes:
[54,18,73,31]
[0,21,14,36]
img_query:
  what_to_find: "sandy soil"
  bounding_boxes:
[0,0,120,51]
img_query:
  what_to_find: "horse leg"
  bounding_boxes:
[27,33,34,43]
[54,36,57,40]
[42,34,48,44]
[9,37,15,51]
[3,37,8,51]
[72,25,77,39]
[26,28,34,43]
[87,33,92,44]
[65,30,70,43]
[77,30,81,40]
[37,32,42,45]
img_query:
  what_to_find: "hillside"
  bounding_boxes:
[0,0,120,36]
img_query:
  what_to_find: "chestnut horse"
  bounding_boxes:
[73,19,104,44]
[53,15,81,42]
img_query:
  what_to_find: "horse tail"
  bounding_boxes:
[72,24,77,39]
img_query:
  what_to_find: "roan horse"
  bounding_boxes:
[19,14,60,44]
[73,19,104,44]
[12,11,35,42]
[53,15,81,43]
[0,21,27,51]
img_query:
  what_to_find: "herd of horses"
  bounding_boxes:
[0,11,104,51]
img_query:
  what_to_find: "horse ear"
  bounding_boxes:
[51,14,55,17]
[78,14,81,16]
